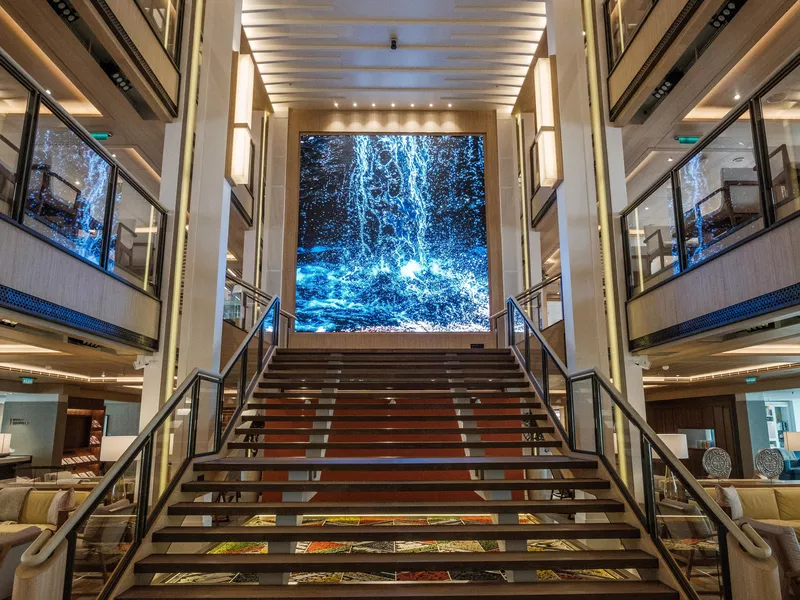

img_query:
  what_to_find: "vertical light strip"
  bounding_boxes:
[516,115,532,291]
[582,0,628,482]
[143,204,155,293]
[254,113,268,290]
[633,209,644,292]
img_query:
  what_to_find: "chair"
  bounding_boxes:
[657,498,719,581]
[72,500,136,583]
[743,518,800,599]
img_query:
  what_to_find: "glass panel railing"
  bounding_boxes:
[677,112,764,267]
[23,113,112,266]
[133,0,183,60]
[148,385,193,506]
[651,443,726,600]
[109,174,165,294]
[624,177,679,296]
[606,0,656,65]
[538,277,563,329]
[0,67,30,217]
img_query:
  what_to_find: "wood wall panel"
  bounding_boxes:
[647,395,743,479]
[0,219,160,342]
[281,109,503,349]
[627,216,800,342]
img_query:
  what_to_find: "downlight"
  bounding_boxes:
[48,0,79,22]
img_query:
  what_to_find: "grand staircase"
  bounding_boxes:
[118,348,679,599]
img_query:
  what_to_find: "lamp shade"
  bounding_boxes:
[100,436,136,462]
[659,433,689,460]
[785,431,800,453]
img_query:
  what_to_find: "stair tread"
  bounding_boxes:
[227,440,562,450]
[234,426,555,436]
[118,581,676,599]
[167,499,626,516]
[246,403,539,410]
[254,391,535,397]
[239,414,549,422]
[182,479,611,493]
[135,550,658,573]
[153,523,640,542]
[194,456,595,471]
[264,371,523,377]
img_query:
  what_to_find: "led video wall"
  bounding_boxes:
[296,134,489,332]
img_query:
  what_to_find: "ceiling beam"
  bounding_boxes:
[241,15,547,28]
[259,65,529,75]
[250,43,537,54]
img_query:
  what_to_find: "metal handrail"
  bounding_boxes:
[505,297,772,569]
[491,274,563,323]
[20,297,282,578]
[224,274,296,324]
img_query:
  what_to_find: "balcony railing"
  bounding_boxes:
[622,52,800,298]
[0,49,167,297]
[604,0,659,69]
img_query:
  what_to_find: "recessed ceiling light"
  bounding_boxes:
[411,103,415,107]
[448,103,452,108]
[391,103,396,108]
[74,180,80,185]
[429,103,433,107]
[334,102,338,107]
[45,89,52,95]
[371,103,376,107]
[111,153,116,158]
[734,93,741,100]
[667,157,673,162]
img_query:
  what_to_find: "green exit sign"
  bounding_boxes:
[745,376,757,384]
[90,132,111,141]
[675,136,700,145]
[20,377,35,385]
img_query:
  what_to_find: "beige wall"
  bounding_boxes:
[280,109,504,349]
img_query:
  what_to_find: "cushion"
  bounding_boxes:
[716,486,743,521]
[0,523,55,534]
[0,487,31,522]
[46,489,75,526]
[761,520,800,538]
[775,488,800,520]
[745,518,800,573]
[20,491,58,525]
[73,491,90,507]
[736,488,781,520]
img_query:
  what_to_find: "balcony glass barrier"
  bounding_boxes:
[0,66,29,216]
[621,56,800,298]
[0,52,166,295]
[761,62,800,221]
[605,0,657,66]
[134,0,183,61]
[23,113,112,266]
[624,177,679,295]
[109,174,164,292]
[677,113,763,267]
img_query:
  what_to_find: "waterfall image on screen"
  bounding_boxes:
[296,134,489,332]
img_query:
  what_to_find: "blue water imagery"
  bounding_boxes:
[296,134,489,333]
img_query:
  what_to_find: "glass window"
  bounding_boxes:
[625,178,679,295]
[676,113,763,267]
[108,175,162,292]
[607,0,655,65]
[761,65,800,221]
[23,112,111,265]
[135,0,182,60]
[0,67,30,216]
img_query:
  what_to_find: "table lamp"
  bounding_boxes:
[658,433,689,498]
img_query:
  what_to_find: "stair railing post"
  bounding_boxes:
[136,436,154,543]
[566,376,576,450]
[214,378,224,453]
[239,347,248,407]
[524,322,531,373]
[541,348,549,406]
[718,526,734,600]
[187,378,200,459]
[592,376,604,455]
[257,323,265,373]
[506,300,513,349]
[640,432,657,537]
[273,299,281,347]
[61,529,78,600]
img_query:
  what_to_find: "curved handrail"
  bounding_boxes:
[224,274,296,324]
[507,297,771,564]
[20,365,216,567]
[491,275,563,323]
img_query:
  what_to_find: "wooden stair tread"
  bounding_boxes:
[194,455,596,472]
[226,440,563,450]
[118,581,678,599]
[246,402,540,411]
[153,523,640,543]
[134,550,658,573]
[271,359,517,365]
[182,479,611,493]
[234,426,555,436]
[167,499,626,516]
[239,414,549,422]
[269,367,522,373]
[263,371,523,378]
[253,391,537,399]
[276,349,513,354]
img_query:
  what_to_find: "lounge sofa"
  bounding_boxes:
[0,488,90,535]
[712,486,800,535]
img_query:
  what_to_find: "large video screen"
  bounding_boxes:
[296,134,489,332]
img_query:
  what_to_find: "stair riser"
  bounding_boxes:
[181,481,611,493]
[225,441,562,450]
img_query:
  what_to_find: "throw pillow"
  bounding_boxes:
[0,486,32,522]
[716,485,743,520]
[47,489,75,526]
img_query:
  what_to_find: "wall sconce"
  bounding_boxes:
[231,54,256,187]
[531,57,562,197]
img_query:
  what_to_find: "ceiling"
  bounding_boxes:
[242,0,545,113]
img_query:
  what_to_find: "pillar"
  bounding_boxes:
[262,115,288,298]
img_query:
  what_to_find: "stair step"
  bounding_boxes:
[134,550,658,574]
[245,402,541,411]
[259,382,529,390]
[263,371,523,379]
[182,479,611,494]
[271,359,517,366]
[118,581,679,600]
[277,349,513,354]
[252,391,537,400]
[269,366,522,373]
[167,499,626,517]
[226,440,563,450]
[239,413,549,423]
[234,426,556,436]
[153,523,640,543]
[193,456,596,473]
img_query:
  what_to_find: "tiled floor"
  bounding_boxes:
[166,514,627,586]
